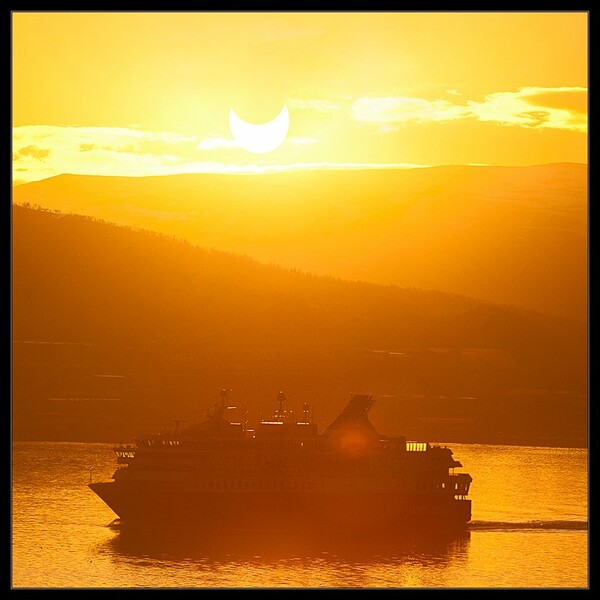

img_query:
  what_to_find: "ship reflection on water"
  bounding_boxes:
[101,521,470,573]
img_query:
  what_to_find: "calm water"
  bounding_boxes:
[12,441,588,588]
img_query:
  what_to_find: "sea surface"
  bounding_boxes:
[12,441,588,589]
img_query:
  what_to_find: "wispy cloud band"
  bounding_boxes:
[12,86,586,184]
[351,87,587,133]
[12,125,321,183]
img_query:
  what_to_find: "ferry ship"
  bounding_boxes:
[89,391,472,531]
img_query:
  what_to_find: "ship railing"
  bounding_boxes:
[114,451,135,461]
[113,444,136,463]
[379,437,406,450]
[447,472,472,499]
[136,437,182,448]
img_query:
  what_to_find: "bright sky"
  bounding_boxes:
[12,11,588,184]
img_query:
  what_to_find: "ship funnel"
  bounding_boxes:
[324,394,378,434]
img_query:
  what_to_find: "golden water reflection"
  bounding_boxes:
[99,525,471,588]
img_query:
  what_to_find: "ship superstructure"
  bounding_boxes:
[90,391,472,531]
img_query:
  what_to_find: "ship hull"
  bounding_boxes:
[89,481,471,532]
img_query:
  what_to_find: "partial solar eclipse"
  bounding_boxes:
[229,105,289,154]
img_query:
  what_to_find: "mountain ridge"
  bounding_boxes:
[13,161,588,184]
[13,163,587,322]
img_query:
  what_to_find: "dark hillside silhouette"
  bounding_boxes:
[13,163,587,321]
[12,205,587,446]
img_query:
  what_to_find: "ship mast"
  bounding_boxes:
[276,390,286,421]
[210,387,228,418]
[302,402,310,424]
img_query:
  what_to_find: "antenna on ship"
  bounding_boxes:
[170,419,186,434]
[302,402,310,424]
[213,388,229,417]
[277,390,286,420]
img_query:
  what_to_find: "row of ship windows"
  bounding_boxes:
[138,451,435,466]
[141,440,430,453]
[416,481,468,492]
[148,441,329,451]
[198,480,314,491]
[417,481,446,491]
[135,463,446,477]
[195,480,444,491]
[188,479,456,492]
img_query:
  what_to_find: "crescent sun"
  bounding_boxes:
[229,104,289,154]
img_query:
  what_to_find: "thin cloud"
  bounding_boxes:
[13,125,205,183]
[197,137,238,151]
[15,126,198,153]
[12,124,424,184]
[197,135,316,151]
[17,145,51,160]
[289,98,339,112]
[352,97,470,126]
[352,87,587,133]
[468,87,587,132]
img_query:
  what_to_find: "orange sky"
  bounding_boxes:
[12,12,588,184]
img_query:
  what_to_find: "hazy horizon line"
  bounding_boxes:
[12,160,587,187]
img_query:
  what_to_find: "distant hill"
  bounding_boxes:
[12,205,587,446]
[13,163,588,321]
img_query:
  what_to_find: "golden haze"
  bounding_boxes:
[12,12,587,184]
[11,11,588,442]
[10,13,588,589]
